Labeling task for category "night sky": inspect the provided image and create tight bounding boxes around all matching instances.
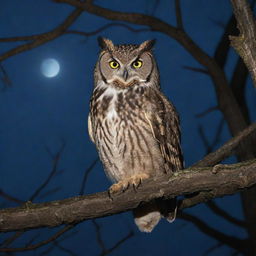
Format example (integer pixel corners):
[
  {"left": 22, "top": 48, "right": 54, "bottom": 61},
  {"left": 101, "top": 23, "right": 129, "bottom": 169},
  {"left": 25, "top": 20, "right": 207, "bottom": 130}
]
[{"left": 1, "top": 1, "right": 256, "bottom": 255}]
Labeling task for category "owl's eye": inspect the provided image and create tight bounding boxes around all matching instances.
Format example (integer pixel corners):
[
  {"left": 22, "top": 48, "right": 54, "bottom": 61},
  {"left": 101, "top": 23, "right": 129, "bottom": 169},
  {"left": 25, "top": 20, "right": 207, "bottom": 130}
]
[
  {"left": 132, "top": 60, "right": 143, "bottom": 69},
  {"left": 109, "top": 61, "right": 119, "bottom": 69}
]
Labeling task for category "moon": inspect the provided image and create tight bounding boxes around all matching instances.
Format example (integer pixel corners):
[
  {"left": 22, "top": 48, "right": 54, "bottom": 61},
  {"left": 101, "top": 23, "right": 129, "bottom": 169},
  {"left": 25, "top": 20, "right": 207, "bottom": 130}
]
[{"left": 41, "top": 58, "right": 60, "bottom": 78}]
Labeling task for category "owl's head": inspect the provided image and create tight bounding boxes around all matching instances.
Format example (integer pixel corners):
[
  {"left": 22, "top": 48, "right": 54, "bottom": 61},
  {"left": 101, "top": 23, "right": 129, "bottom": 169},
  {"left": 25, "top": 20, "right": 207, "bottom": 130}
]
[{"left": 95, "top": 37, "right": 159, "bottom": 89}]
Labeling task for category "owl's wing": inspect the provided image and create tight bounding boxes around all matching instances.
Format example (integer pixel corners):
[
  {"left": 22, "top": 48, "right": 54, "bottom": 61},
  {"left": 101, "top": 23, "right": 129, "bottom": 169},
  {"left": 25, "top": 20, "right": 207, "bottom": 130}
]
[
  {"left": 88, "top": 114, "right": 95, "bottom": 144},
  {"left": 145, "top": 92, "right": 183, "bottom": 173}
]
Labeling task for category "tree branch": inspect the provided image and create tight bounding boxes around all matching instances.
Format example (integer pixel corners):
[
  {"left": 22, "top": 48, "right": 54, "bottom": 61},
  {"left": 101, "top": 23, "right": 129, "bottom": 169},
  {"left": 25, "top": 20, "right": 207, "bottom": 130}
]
[
  {"left": 0, "top": 8, "right": 83, "bottom": 62},
  {"left": 230, "top": 0, "right": 256, "bottom": 88},
  {"left": 0, "top": 225, "right": 74, "bottom": 252},
  {"left": 206, "top": 201, "right": 245, "bottom": 228},
  {"left": 0, "top": 158, "right": 256, "bottom": 232},
  {"left": 194, "top": 122, "right": 256, "bottom": 167},
  {"left": 179, "top": 212, "right": 248, "bottom": 254}
]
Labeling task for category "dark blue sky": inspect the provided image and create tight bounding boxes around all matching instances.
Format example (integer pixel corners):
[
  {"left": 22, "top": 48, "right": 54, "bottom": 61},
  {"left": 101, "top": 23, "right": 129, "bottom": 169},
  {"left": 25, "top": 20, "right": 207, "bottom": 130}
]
[{"left": 1, "top": 1, "right": 255, "bottom": 255}]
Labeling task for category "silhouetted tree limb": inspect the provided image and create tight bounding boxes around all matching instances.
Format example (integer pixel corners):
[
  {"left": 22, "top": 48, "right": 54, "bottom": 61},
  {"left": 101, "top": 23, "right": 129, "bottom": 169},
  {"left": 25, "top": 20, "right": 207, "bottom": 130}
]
[
  {"left": 194, "top": 122, "right": 256, "bottom": 167},
  {"left": 0, "top": 23, "right": 148, "bottom": 43},
  {"left": 179, "top": 212, "right": 249, "bottom": 254},
  {"left": 0, "top": 8, "right": 83, "bottom": 62},
  {"left": 0, "top": 158, "right": 256, "bottom": 233},
  {"left": 0, "top": 225, "right": 75, "bottom": 252},
  {"left": 206, "top": 201, "right": 245, "bottom": 228}
]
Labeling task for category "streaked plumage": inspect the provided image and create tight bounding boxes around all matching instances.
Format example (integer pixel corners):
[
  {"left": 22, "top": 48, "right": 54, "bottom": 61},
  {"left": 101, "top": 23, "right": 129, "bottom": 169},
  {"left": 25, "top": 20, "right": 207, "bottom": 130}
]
[{"left": 88, "top": 38, "right": 183, "bottom": 232}]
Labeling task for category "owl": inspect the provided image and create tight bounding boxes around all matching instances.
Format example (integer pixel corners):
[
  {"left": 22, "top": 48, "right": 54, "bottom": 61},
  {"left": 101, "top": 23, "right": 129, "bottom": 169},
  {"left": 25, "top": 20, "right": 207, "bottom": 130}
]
[{"left": 88, "top": 38, "right": 183, "bottom": 232}]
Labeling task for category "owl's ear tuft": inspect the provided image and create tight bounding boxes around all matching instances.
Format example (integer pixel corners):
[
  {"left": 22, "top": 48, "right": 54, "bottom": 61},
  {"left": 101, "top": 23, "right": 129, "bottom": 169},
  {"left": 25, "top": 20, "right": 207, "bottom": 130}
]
[
  {"left": 138, "top": 39, "right": 156, "bottom": 52},
  {"left": 98, "top": 37, "right": 115, "bottom": 52}
]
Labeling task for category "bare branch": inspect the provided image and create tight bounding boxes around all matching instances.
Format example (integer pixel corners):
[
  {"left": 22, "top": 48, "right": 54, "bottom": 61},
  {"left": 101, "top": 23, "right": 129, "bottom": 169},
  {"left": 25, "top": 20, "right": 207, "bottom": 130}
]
[
  {"left": 230, "top": 57, "right": 250, "bottom": 122},
  {"left": 179, "top": 212, "right": 248, "bottom": 254},
  {"left": 194, "top": 122, "right": 256, "bottom": 167},
  {"left": 29, "top": 143, "right": 65, "bottom": 202},
  {"left": 195, "top": 106, "right": 218, "bottom": 118},
  {"left": 0, "top": 23, "right": 149, "bottom": 43},
  {"left": 203, "top": 242, "right": 223, "bottom": 256},
  {"left": 175, "top": 0, "right": 184, "bottom": 30},
  {"left": 0, "top": 8, "right": 83, "bottom": 62},
  {"left": 206, "top": 201, "right": 245, "bottom": 228},
  {"left": 53, "top": 241, "right": 78, "bottom": 256},
  {"left": 98, "top": 230, "right": 134, "bottom": 256},
  {"left": 214, "top": 15, "right": 237, "bottom": 68},
  {"left": 0, "top": 64, "right": 12, "bottom": 88},
  {"left": 92, "top": 220, "right": 106, "bottom": 253},
  {"left": 0, "top": 189, "right": 24, "bottom": 205},
  {"left": 0, "top": 225, "right": 74, "bottom": 252},
  {"left": 66, "top": 23, "right": 150, "bottom": 38},
  {"left": 230, "top": 0, "right": 256, "bottom": 88},
  {"left": 183, "top": 65, "right": 209, "bottom": 75},
  {"left": 198, "top": 118, "right": 225, "bottom": 154},
  {"left": 79, "top": 158, "right": 98, "bottom": 195},
  {"left": 0, "top": 159, "right": 256, "bottom": 232}
]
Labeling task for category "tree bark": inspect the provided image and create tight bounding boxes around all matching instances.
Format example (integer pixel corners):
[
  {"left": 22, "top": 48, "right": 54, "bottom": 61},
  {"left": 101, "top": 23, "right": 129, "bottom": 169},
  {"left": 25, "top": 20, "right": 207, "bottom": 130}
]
[
  {"left": 230, "top": 0, "right": 256, "bottom": 88},
  {"left": 0, "top": 159, "right": 256, "bottom": 232}
]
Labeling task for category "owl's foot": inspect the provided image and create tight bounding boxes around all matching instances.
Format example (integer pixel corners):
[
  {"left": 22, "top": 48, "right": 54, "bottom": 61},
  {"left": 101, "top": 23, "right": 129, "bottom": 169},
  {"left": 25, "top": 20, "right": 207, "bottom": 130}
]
[{"left": 109, "top": 173, "right": 150, "bottom": 194}]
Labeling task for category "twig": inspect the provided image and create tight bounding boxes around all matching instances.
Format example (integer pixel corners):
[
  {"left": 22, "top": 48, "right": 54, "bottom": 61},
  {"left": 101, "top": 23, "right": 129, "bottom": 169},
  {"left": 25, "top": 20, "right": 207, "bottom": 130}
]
[
  {"left": 175, "top": 0, "right": 184, "bottom": 30},
  {"left": 179, "top": 212, "right": 248, "bottom": 254},
  {"left": 194, "top": 122, "right": 256, "bottom": 167},
  {"left": 98, "top": 230, "right": 134, "bottom": 256},
  {"left": 39, "top": 229, "right": 79, "bottom": 255},
  {"left": 92, "top": 219, "right": 133, "bottom": 256},
  {"left": 29, "top": 143, "right": 65, "bottom": 202},
  {"left": 203, "top": 242, "right": 223, "bottom": 256},
  {"left": 206, "top": 201, "right": 245, "bottom": 228},
  {"left": 195, "top": 106, "right": 218, "bottom": 118},
  {"left": 0, "top": 231, "right": 24, "bottom": 248},
  {"left": 0, "top": 8, "right": 83, "bottom": 62},
  {"left": 53, "top": 241, "right": 78, "bottom": 256},
  {"left": 0, "top": 23, "right": 149, "bottom": 43},
  {"left": 0, "top": 64, "right": 12, "bottom": 88},
  {"left": 0, "top": 189, "right": 24, "bottom": 204},
  {"left": 183, "top": 65, "right": 209, "bottom": 75},
  {"left": 66, "top": 23, "right": 150, "bottom": 38},
  {"left": 92, "top": 220, "right": 106, "bottom": 253},
  {"left": 0, "top": 225, "right": 74, "bottom": 252},
  {"left": 79, "top": 158, "right": 98, "bottom": 195}
]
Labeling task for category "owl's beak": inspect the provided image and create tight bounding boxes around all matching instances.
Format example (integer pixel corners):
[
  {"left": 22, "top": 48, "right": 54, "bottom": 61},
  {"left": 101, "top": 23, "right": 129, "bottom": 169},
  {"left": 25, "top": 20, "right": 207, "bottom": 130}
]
[{"left": 122, "top": 68, "right": 129, "bottom": 81}]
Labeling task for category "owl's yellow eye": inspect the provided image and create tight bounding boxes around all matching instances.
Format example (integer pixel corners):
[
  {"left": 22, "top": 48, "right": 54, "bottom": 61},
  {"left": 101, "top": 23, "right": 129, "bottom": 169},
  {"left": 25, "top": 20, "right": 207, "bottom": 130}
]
[
  {"left": 132, "top": 60, "right": 143, "bottom": 69},
  {"left": 109, "top": 61, "right": 119, "bottom": 69}
]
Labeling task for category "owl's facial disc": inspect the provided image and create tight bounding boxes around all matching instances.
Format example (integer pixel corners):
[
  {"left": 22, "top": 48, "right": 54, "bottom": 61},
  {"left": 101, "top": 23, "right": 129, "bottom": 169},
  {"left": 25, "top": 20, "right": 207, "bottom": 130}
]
[{"left": 99, "top": 51, "right": 153, "bottom": 88}]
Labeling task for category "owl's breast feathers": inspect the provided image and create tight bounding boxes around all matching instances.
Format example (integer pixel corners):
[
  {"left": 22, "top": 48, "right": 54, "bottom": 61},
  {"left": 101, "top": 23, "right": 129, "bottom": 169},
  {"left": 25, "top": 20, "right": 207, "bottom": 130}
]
[{"left": 88, "top": 84, "right": 183, "bottom": 181}]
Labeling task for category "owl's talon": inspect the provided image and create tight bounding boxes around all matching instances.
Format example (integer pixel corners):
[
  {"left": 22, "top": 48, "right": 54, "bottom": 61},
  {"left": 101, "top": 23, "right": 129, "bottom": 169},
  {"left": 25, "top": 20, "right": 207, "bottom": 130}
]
[
  {"left": 109, "top": 181, "right": 128, "bottom": 194},
  {"left": 132, "top": 183, "right": 137, "bottom": 192},
  {"left": 109, "top": 174, "right": 150, "bottom": 194},
  {"left": 108, "top": 189, "right": 114, "bottom": 200}
]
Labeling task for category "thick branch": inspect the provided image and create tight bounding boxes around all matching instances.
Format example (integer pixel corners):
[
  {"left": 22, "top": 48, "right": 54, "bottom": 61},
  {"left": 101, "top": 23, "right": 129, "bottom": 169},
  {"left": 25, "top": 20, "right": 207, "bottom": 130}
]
[
  {"left": 0, "top": 159, "right": 256, "bottom": 232},
  {"left": 230, "top": 0, "right": 256, "bottom": 88}
]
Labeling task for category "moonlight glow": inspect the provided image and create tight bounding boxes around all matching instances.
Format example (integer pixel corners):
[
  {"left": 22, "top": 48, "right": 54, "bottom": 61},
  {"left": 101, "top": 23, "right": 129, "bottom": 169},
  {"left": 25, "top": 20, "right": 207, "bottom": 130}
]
[{"left": 41, "top": 58, "right": 60, "bottom": 78}]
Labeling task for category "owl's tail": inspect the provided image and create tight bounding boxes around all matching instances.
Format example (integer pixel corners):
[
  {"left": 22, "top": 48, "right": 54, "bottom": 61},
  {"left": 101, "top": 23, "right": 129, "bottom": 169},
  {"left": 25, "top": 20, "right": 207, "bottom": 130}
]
[{"left": 133, "top": 198, "right": 177, "bottom": 233}]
